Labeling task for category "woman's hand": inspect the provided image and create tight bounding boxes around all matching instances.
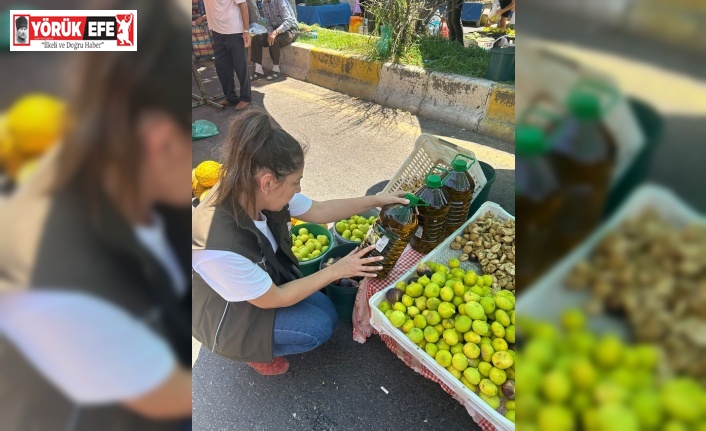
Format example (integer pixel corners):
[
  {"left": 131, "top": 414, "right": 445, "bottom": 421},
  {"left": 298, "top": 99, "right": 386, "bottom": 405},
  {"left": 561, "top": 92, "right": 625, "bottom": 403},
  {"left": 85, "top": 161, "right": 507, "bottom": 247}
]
[
  {"left": 375, "top": 192, "right": 410, "bottom": 207},
  {"left": 330, "top": 244, "right": 384, "bottom": 279}
]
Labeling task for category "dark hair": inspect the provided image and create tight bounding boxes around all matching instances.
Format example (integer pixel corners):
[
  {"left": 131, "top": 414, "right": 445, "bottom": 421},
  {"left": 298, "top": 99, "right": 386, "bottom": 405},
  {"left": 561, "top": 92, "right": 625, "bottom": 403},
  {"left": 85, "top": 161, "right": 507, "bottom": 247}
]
[
  {"left": 55, "top": 0, "right": 190, "bottom": 207},
  {"left": 213, "top": 107, "right": 306, "bottom": 217}
]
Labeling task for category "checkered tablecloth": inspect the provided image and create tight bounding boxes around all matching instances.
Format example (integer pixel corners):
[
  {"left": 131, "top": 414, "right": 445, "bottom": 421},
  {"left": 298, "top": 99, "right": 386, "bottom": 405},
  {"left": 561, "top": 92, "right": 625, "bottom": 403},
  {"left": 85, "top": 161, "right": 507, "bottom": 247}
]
[{"left": 352, "top": 246, "right": 498, "bottom": 431}]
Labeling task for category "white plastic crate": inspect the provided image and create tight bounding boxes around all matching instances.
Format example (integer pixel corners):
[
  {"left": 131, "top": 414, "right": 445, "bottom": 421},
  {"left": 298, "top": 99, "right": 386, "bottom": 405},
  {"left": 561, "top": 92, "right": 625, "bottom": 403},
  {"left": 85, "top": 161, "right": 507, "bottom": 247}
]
[
  {"left": 369, "top": 201, "right": 515, "bottom": 431},
  {"left": 381, "top": 134, "right": 488, "bottom": 202},
  {"left": 518, "top": 184, "right": 706, "bottom": 337}
]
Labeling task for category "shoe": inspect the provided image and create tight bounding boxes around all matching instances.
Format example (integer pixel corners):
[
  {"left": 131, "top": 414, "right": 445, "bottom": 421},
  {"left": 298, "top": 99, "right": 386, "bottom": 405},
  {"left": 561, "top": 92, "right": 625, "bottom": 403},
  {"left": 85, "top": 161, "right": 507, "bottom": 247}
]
[
  {"left": 234, "top": 101, "right": 250, "bottom": 110},
  {"left": 251, "top": 72, "right": 266, "bottom": 81},
  {"left": 266, "top": 72, "right": 282, "bottom": 81},
  {"left": 247, "top": 356, "right": 289, "bottom": 375},
  {"left": 217, "top": 99, "right": 234, "bottom": 107}
]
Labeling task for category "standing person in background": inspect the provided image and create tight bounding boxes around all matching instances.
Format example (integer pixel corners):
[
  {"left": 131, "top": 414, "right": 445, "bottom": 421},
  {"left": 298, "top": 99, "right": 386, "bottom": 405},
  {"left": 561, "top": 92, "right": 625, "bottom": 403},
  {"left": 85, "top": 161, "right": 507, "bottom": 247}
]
[
  {"left": 497, "top": 0, "right": 515, "bottom": 29},
  {"left": 200, "top": 0, "right": 253, "bottom": 109},
  {"left": 250, "top": 0, "right": 298, "bottom": 81},
  {"left": 446, "top": 0, "right": 464, "bottom": 45}
]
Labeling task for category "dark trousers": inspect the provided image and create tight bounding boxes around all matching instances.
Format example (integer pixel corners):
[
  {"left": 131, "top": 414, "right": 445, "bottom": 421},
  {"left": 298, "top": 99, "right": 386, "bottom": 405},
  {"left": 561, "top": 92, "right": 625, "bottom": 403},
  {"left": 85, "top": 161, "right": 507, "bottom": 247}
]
[
  {"left": 447, "top": 0, "right": 464, "bottom": 44},
  {"left": 250, "top": 29, "right": 298, "bottom": 66},
  {"left": 212, "top": 31, "right": 252, "bottom": 104}
]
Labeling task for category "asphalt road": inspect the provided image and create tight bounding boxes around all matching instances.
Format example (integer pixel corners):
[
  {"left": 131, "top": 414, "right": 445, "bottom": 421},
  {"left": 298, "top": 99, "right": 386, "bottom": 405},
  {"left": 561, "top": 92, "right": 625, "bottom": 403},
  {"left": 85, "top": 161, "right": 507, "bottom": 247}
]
[{"left": 191, "top": 61, "right": 515, "bottom": 431}]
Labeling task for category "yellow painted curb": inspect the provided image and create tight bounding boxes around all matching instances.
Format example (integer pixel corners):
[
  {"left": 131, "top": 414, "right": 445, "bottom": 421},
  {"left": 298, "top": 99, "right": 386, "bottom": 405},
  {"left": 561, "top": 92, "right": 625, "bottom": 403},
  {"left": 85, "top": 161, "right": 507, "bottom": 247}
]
[
  {"left": 627, "top": 0, "right": 705, "bottom": 52},
  {"left": 307, "top": 47, "right": 344, "bottom": 92},
  {"left": 339, "top": 54, "right": 381, "bottom": 100},
  {"left": 479, "top": 84, "right": 515, "bottom": 143},
  {"left": 306, "top": 47, "right": 381, "bottom": 100}
]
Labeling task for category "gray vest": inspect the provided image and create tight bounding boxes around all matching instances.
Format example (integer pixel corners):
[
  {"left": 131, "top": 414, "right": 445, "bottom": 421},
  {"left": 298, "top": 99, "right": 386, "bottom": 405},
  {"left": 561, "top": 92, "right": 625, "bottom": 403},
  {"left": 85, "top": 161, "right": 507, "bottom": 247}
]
[
  {"left": 0, "top": 188, "right": 190, "bottom": 431},
  {"left": 192, "top": 197, "right": 300, "bottom": 363}
]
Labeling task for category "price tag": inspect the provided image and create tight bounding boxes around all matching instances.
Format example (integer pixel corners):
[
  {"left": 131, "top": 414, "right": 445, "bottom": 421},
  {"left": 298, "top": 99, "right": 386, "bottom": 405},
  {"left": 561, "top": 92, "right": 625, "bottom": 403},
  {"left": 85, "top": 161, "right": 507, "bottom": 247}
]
[
  {"left": 415, "top": 226, "right": 424, "bottom": 238},
  {"left": 375, "top": 235, "right": 390, "bottom": 252}
]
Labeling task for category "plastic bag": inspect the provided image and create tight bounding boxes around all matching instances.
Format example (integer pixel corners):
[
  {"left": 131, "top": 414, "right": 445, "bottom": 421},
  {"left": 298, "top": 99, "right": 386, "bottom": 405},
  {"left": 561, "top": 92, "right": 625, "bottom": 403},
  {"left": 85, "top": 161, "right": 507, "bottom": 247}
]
[
  {"left": 376, "top": 24, "right": 392, "bottom": 57},
  {"left": 489, "top": 0, "right": 500, "bottom": 20},
  {"left": 192, "top": 120, "right": 219, "bottom": 140},
  {"left": 249, "top": 23, "right": 268, "bottom": 34}
]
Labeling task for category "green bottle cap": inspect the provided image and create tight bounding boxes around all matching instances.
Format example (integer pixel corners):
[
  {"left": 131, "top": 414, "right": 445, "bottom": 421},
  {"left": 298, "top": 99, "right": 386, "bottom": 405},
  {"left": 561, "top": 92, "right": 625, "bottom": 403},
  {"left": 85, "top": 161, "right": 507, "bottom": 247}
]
[
  {"left": 425, "top": 174, "right": 443, "bottom": 188},
  {"left": 516, "top": 126, "right": 548, "bottom": 157},
  {"left": 450, "top": 154, "right": 476, "bottom": 172},
  {"left": 404, "top": 193, "right": 429, "bottom": 207},
  {"left": 568, "top": 91, "right": 601, "bottom": 119},
  {"left": 452, "top": 158, "right": 467, "bottom": 172}
]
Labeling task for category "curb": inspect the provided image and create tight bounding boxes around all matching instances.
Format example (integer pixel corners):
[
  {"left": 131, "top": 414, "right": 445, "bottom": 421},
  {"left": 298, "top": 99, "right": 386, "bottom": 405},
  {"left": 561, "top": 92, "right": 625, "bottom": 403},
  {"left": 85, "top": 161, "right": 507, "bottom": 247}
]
[
  {"left": 626, "top": 0, "right": 705, "bottom": 52},
  {"left": 274, "top": 42, "right": 514, "bottom": 142},
  {"left": 479, "top": 84, "right": 515, "bottom": 143},
  {"left": 307, "top": 47, "right": 381, "bottom": 101},
  {"left": 280, "top": 43, "right": 311, "bottom": 82},
  {"left": 373, "top": 63, "right": 429, "bottom": 114},
  {"left": 529, "top": 0, "right": 704, "bottom": 53},
  {"left": 419, "top": 73, "right": 494, "bottom": 133}
]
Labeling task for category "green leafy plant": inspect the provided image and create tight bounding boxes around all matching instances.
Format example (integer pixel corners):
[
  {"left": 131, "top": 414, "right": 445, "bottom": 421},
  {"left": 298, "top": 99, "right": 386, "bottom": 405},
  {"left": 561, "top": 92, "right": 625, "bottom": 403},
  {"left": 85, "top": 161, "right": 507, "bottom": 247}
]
[{"left": 364, "top": 0, "right": 445, "bottom": 59}]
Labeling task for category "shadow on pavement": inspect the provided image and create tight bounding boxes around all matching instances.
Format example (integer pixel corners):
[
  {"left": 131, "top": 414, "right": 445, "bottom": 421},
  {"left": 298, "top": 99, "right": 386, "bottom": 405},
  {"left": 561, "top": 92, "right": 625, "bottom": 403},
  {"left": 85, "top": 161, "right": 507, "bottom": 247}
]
[{"left": 193, "top": 321, "right": 481, "bottom": 431}]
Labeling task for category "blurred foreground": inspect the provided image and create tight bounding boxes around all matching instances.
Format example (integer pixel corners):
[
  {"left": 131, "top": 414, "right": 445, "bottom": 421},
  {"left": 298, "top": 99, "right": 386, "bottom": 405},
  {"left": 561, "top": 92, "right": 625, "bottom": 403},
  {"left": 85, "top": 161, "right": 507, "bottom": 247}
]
[{"left": 516, "top": 1, "right": 705, "bottom": 430}]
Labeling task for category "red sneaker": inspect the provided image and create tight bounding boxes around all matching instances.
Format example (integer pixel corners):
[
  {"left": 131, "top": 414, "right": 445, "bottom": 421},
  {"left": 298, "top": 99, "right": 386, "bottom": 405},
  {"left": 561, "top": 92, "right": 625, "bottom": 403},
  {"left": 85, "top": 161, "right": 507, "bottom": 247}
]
[{"left": 246, "top": 356, "right": 289, "bottom": 376}]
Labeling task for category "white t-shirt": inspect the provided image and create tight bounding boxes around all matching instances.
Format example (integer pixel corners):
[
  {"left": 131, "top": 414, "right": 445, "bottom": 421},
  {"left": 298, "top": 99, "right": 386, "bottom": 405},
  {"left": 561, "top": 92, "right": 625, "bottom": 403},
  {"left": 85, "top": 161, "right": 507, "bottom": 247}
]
[
  {"left": 0, "top": 213, "right": 188, "bottom": 405},
  {"left": 134, "top": 213, "right": 187, "bottom": 297},
  {"left": 192, "top": 193, "right": 313, "bottom": 302},
  {"left": 0, "top": 291, "right": 176, "bottom": 405},
  {"left": 202, "top": 0, "right": 246, "bottom": 34}
]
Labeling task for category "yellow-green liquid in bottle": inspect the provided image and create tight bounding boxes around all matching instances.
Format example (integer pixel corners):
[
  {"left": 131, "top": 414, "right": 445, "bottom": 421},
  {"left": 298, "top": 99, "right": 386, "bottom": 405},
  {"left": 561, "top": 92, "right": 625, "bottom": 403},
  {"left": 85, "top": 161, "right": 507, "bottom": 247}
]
[
  {"left": 362, "top": 194, "right": 420, "bottom": 279},
  {"left": 410, "top": 173, "right": 451, "bottom": 255},
  {"left": 443, "top": 155, "right": 476, "bottom": 236}
]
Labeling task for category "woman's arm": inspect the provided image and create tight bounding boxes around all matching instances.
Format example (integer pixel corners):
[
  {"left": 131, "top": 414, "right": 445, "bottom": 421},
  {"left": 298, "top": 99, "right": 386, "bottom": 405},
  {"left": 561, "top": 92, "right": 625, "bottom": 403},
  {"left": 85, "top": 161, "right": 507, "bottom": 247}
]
[
  {"left": 249, "top": 245, "right": 383, "bottom": 309},
  {"left": 297, "top": 193, "right": 408, "bottom": 225}
]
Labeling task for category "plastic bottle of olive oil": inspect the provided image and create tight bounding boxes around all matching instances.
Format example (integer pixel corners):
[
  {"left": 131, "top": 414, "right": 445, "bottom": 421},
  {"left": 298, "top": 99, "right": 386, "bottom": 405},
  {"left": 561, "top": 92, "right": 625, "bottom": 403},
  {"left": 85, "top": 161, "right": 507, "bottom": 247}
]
[
  {"left": 515, "top": 125, "right": 565, "bottom": 291},
  {"left": 550, "top": 81, "right": 617, "bottom": 252},
  {"left": 410, "top": 167, "right": 451, "bottom": 254},
  {"left": 443, "top": 154, "right": 477, "bottom": 236},
  {"left": 362, "top": 193, "right": 427, "bottom": 279}
]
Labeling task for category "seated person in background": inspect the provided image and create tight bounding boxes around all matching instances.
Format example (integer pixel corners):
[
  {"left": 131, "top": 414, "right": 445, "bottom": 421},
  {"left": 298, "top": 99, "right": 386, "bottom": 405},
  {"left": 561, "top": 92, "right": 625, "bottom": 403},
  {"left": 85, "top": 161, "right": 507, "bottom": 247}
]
[{"left": 251, "top": 0, "right": 298, "bottom": 81}]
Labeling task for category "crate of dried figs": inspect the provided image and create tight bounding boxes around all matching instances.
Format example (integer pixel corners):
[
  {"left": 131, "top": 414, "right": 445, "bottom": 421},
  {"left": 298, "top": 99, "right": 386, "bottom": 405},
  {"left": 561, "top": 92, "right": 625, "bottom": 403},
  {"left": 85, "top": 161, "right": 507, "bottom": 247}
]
[{"left": 519, "top": 184, "right": 706, "bottom": 384}]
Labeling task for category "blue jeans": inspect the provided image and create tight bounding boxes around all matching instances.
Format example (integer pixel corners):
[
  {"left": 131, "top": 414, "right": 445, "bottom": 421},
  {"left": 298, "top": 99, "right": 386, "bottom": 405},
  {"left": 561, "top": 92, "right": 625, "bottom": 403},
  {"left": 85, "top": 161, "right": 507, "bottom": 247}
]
[{"left": 272, "top": 292, "right": 338, "bottom": 356}]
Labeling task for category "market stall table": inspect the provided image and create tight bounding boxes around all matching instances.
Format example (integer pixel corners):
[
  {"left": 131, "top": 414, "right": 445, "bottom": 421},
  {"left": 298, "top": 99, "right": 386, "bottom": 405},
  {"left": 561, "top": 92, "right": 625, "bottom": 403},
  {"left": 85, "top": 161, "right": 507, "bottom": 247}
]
[
  {"left": 295, "top": 3, "right": 352, "bottom": 27},
  {"left": 461, "top": 2, "right": 483, "bottom": 26}
]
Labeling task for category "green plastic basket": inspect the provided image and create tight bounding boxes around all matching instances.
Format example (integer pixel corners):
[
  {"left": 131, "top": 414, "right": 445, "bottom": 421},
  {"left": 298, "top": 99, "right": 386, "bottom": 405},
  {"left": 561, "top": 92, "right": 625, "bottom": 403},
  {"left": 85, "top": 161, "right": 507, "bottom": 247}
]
[
  {"left": 320, "top": 243, "right": 361, "bottom": 321},
  {"left": 330, "top": 208, "right": 379, "bottom": 245},
  {"left": 291, "top": 223, "right": 334, "bottom": 276},
  {"left": 466, "top": 161, "right": 497, "bottom": 219}
]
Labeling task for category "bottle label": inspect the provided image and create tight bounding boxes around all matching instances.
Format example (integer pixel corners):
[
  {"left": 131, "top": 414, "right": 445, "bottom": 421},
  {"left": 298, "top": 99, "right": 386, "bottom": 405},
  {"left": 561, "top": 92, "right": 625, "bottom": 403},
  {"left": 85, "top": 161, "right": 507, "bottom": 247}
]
[
  {"left": 415, "top": 226, "right": 423, "bottom": 238},
  {"left": 375, "top": 235, "right": 390, "bottom": 252}
]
